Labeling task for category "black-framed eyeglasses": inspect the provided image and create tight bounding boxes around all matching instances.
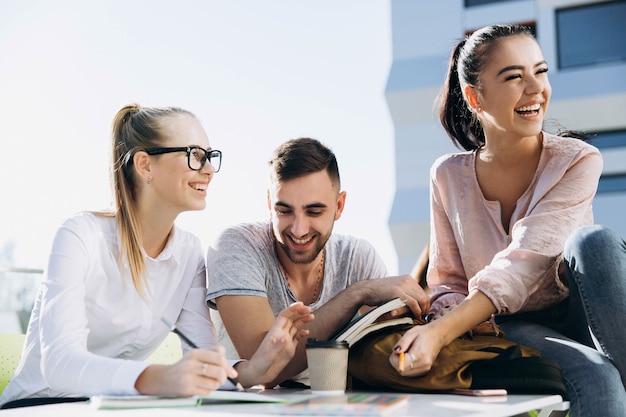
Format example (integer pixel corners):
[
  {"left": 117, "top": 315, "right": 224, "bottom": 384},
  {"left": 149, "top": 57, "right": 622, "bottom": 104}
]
[{"left": 143, "top": 146, "right": 222, "bottom": 172}]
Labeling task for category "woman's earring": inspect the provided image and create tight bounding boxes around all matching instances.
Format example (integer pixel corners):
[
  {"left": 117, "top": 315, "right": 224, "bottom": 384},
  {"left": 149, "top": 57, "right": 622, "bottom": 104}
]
[{"left": 147, "top": 177, "right": 152, "bottom": 185}]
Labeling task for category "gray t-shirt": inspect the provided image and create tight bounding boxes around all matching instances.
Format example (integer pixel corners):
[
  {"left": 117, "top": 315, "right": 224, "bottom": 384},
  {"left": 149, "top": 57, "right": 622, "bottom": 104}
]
[{"left": 206, "top": 221, "right": 388, "bottom": 359}]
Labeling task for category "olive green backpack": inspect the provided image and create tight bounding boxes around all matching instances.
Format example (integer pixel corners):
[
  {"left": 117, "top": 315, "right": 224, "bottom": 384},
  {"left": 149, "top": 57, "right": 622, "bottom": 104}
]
[{"left": 348, "top": 319, "right": 567, "bottom": 398}]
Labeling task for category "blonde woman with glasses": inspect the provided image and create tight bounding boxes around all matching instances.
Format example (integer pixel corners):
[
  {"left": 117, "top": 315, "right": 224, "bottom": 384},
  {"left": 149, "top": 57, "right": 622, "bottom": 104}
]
[{"left": 1, "top": 104, "right": 313, "bottom": 409}]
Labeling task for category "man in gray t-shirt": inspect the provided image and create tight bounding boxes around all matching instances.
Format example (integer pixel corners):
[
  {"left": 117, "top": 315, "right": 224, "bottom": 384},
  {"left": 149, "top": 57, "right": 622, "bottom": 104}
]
[{"left": 206, "top": 138, "right": 429, "bottom": 388}]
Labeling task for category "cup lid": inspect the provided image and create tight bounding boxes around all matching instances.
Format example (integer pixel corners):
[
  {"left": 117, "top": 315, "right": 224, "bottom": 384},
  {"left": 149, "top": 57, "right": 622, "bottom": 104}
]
[{"left": 306, "top": 338, "right": 349, "bottom": 348}]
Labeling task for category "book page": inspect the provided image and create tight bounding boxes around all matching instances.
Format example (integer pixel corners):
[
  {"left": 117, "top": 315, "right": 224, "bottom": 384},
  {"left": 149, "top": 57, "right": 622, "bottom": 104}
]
[
  {"left": 345, "top": 316, "right": 413, "bottom": 346},
  {"left": 332, "top": 298, "right": 406, "bottom": 342}
]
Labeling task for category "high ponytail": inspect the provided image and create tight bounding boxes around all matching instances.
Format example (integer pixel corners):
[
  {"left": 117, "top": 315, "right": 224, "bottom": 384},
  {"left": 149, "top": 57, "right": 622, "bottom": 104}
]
[
  {"left": 104, "top": 103, "right": 195, "bottom": 296},
  {"left": 438, "top": 39, "right": 483, "bottom": 151},
  {"left": 438, "top": 24, "right": 534, "bottom": 151}
]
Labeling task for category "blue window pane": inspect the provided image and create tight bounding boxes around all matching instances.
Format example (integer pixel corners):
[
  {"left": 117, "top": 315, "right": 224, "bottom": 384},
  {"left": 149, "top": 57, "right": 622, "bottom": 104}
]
[
  {"left": 557, "top": 1, "right": 626, "bottom": 69},
  {"left": 598, "top": 175, "right": 626, "bottom": 194},
  {"left": 465, "top": 0, "right": 521, "bottom": 6},
  {"left": 589, "top": 130, "right": 626, "bottom": 150}
]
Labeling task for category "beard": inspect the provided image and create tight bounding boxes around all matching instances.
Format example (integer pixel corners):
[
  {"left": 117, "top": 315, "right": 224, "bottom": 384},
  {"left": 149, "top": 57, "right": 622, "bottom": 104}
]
[
  {"left": 280, "top": 242, "right": 322, "bottom": 264},
  {"left": 274, "top": 230, "right": 331, "bottom": 264}
]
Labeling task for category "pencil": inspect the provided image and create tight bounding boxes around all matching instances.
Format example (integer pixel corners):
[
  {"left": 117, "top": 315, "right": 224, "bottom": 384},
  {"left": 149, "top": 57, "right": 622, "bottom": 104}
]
[
  {"left": 160, "top": 317, "right": 243, "bottom": 390},
  {"left": 399, "top": 351, "right": 405, "bottom": 372}
]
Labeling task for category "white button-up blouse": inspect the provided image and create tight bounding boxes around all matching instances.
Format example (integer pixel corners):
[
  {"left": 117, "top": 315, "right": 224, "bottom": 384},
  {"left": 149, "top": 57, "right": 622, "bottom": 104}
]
[{"left": 1, "top": 212, "right": 217, "bottom": 402}]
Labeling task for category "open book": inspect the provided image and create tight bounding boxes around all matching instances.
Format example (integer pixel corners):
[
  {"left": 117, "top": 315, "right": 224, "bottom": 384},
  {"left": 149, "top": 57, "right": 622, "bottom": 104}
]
[
  {"left": 331, "top": 298, "right": 413, "bottom": 346},
  {"left": 89, "top": 390, "right": 298, "bottom": 409}
]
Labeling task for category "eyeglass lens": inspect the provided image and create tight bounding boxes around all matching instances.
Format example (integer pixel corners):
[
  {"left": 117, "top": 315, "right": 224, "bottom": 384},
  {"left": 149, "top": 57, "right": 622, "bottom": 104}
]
[{"left": 189, "top": 147, "right": 221, "bottom": 172}]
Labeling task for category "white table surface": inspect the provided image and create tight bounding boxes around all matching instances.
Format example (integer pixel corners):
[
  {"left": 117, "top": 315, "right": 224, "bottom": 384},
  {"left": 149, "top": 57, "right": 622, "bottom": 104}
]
[{"left": 0, "top": 389, "right": 567, "bottom": 417}]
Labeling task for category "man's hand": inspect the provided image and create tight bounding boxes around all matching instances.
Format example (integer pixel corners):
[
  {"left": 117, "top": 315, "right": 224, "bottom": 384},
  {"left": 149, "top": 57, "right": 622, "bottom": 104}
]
[
  {"left": 236, "top": 302, "right": 314, "bottom": 388},
  {"left": 355, "top": 274, "right": 430, "bottom": 319}
]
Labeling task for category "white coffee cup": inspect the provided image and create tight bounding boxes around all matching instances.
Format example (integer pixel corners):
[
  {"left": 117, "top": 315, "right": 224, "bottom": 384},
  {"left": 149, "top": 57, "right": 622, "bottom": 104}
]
[{"left": 305, "top": 339, "right": 349, "bottom": 395}]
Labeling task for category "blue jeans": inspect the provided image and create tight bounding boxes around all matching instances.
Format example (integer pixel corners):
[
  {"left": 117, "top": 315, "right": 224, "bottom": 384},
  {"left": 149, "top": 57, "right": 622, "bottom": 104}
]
[{"left": 496, "top": 225, "right": 626, "bottom": 417}]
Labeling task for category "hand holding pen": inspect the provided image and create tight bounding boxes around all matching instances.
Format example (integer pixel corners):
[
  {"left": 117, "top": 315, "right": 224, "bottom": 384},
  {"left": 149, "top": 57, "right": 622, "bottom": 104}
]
[{"left": 161, "top": 317, "right": 243, "bottom": 391}]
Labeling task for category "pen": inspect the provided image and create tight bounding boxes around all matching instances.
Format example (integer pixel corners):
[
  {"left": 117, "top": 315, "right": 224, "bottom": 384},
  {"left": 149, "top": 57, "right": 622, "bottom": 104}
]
[
  {"left": 160, "top": 317, "right": 243, "bottom": 390},
  {"left": 399, "top": 351, "right": 405, "bottom": 372}
]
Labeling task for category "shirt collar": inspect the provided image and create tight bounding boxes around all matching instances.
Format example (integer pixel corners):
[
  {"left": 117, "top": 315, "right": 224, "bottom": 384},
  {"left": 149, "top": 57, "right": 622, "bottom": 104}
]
[{"left": 117, "top": 224, "right": 182, "bottom": 266}]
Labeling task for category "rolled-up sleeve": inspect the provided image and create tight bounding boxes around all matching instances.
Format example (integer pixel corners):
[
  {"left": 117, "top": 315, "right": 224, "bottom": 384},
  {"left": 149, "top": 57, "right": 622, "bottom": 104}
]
[{"left": 470, "top": 144, "right": 602, "bottom": 313}]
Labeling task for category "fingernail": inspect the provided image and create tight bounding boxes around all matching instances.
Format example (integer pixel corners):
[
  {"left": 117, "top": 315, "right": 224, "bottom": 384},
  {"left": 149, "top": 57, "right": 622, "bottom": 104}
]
[{"left": 393, "top": 345, "right": 401, "bottom": 352}]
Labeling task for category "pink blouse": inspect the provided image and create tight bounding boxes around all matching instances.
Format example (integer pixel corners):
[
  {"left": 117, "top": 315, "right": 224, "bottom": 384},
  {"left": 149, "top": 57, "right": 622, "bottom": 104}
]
[{"left": 428, "top": 132, "right": 603, "bottom": 316}]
